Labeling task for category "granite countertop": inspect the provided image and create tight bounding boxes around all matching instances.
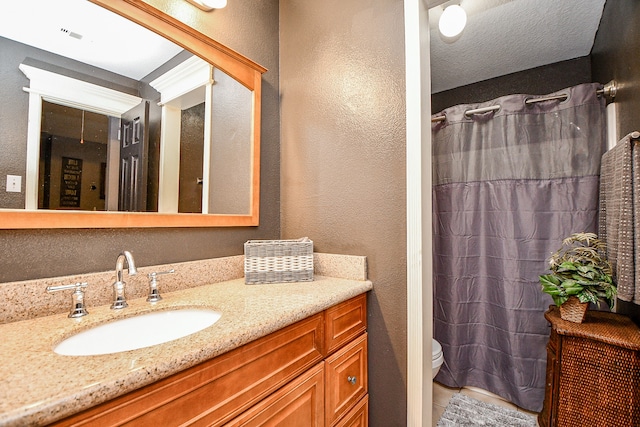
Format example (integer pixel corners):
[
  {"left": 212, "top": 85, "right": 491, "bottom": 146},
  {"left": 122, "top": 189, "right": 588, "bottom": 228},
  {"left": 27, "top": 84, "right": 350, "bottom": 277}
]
[{"left": 0, "top": 276, "right": 372, "bottom": 426}]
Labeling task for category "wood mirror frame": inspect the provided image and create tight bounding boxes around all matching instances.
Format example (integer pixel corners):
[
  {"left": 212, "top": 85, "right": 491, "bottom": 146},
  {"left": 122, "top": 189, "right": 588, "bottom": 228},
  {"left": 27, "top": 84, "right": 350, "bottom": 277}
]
[{"left": 1, "top": 0, "right": 266, "bottom": 229}]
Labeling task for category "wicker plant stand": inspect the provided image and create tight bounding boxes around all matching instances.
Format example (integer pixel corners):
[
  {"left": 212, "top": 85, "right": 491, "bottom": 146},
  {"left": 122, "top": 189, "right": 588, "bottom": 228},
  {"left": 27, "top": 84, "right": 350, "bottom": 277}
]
[{"left": 539, "top": 306, "right": 640, "bottom": 427}]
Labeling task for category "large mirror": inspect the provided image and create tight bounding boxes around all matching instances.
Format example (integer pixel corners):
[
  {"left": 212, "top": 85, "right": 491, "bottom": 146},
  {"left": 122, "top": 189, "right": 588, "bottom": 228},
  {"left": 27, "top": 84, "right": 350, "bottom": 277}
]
[{"left": 0, "top": 0, "right": 265, "bottom": 228}]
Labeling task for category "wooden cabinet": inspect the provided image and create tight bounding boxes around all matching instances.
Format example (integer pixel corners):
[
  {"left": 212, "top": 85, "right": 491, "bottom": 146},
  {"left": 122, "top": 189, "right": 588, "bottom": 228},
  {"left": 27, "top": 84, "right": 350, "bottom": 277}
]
[
  {"left": 52, "top": 314, "right": 325, "bottom": 427},
  {"left": 51, "top": 294, "right": 368, "bottom": 427},
  {"left": 333, "top": 396, "right": 368, "bottom": 427},
  {"left": 325, "top": 294, "right": 367, "bottom": 355},
  {"left": 539, "top": 306, "right": 640, "bottom": 427},
  {"left": 325, "top": 334, "right": 368, "bottom": 426},
  {"left": 223, "top": 363, "right": 325, "bottom": 427}
]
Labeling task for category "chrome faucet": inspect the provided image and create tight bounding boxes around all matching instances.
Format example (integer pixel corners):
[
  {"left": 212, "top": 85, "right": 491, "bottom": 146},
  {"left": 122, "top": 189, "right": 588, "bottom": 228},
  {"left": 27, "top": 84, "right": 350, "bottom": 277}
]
[
  {"left": 46, "top": 282, "right": 89, "bottom": 318},
  {"left": 146, "top": 269, "right": 175, "bottom": 303},
  {"left": 111, "top": 251, "right": 137, "bottom": 309}
]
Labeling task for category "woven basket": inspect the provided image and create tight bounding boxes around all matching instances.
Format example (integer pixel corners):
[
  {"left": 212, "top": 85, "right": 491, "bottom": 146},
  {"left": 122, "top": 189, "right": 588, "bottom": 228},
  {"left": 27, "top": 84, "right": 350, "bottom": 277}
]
[
  {"left": 559, "top": 296, "right": 589, "bottom": 323},
  {"left": 244, "top": 238, "right": 314, "bottom": 284}
]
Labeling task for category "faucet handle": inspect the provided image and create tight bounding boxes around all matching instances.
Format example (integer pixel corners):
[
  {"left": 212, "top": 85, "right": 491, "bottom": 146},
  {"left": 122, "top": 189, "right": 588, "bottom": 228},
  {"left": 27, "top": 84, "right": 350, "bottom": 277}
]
[
  {"left": 146, "top": 269, "right": 175, "bottom": 302},
  {"left": 47, "top": 282, "right": 89, "bottom": 318}
]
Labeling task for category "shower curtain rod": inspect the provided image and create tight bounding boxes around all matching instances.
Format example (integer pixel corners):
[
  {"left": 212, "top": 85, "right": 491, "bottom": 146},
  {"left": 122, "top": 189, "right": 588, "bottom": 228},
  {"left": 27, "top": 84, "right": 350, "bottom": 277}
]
[{"left": 431, "top": 80, "right": 618, "bottom": 123}]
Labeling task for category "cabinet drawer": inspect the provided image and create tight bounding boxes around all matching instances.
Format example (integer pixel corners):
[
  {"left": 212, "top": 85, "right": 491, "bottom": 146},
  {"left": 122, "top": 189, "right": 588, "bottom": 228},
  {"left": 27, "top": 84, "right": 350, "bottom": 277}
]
[
  {"left": 333, "top": 395, "right": 368, "bottom": 427},
  {"left": 325, "top": 333, "right": 368, "bottom": 426},
  {"left": 224, "top": 363, "right": 325, "bottom": 427},
  {"left": 52, "top": 313, "right": 324, "bottom": 427},
  {"left": 325, "top": 294, "right": 367, "bottom": 356}
]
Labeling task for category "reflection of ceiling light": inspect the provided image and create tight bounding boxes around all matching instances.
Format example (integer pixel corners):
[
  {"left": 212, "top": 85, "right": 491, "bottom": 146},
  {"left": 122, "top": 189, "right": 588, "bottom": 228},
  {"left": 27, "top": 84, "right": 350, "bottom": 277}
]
[
  {"left": 80, "top": 110, "right": 85, "bottom": 144},
  {"left": 439, "top": 4, "right": 467, "bottom": 38},
  {"left": 186, "top": 0, "right": 227, "bottom": 11}
]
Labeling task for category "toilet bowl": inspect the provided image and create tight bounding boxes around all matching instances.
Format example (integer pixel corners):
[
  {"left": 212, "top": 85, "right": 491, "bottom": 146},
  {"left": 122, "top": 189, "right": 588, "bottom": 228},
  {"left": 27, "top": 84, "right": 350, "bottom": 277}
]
[{"left": 432, "top": 339, "right": 444, "bottom": 379}]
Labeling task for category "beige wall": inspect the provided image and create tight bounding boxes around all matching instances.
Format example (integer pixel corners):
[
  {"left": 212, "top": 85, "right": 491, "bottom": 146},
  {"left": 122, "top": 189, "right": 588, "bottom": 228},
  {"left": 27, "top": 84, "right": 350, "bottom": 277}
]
[
  {"left": 0, "top": 0, "right": 281, "bottom": 282},
  {"left": 280, "top": 1, "right": 408, "bottom": 425}
]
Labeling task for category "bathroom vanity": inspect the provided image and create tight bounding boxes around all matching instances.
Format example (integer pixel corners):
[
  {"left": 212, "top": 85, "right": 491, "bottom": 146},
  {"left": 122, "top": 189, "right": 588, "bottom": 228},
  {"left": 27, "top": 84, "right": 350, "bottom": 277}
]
[
  {"left": 0, "top": 254, "right": 372, "bottom": 426},
  {"left": 52, "top": 294, "right": 368, "bottom": 426}
]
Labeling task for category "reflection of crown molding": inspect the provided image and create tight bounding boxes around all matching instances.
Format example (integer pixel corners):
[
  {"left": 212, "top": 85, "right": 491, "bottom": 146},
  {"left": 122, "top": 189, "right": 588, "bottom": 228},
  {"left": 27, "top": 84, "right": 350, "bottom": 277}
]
[
  {"left": 19, "top": 63, "right": 142, "bottom": 117},
  {"left": 184, "top": 0, "right": 227, "bottom": 11},
  {"left": 150, "top": 56, "right": 213, "bottom": 109}
]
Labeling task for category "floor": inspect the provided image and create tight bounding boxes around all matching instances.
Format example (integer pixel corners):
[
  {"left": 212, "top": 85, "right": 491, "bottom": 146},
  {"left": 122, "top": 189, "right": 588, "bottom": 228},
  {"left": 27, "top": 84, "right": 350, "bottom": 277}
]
[{"left": 433, "top": 381, "right": 540, "bottom": 426}]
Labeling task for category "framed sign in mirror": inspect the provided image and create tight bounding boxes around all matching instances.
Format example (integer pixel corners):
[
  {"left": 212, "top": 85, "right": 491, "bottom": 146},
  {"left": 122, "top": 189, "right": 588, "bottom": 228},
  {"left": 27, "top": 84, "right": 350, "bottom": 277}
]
[{"left": 0, "top": 0, "right": 266, "bottom": 228}]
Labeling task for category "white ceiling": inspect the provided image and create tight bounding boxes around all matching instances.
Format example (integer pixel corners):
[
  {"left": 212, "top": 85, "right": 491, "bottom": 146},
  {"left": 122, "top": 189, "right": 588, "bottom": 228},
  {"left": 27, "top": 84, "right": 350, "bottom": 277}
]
[
  {"left": 0, "top": 0, "right": 183, "bottom": 80},
  {"left": 429, "top": 0, "right": 607, "bottom": 93}
]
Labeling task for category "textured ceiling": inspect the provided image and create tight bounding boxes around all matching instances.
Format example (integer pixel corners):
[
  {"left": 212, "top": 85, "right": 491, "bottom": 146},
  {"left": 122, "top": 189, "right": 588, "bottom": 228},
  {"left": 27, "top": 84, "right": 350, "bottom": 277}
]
[
  {"left": 0, "top": 0, "right": 182, "bottom": 80},
  {"left": 2, "top": 0, "right": 606, "bottom": 91},
  {"left": 429, "top": 0, "right": 607, "bottom": 93}
]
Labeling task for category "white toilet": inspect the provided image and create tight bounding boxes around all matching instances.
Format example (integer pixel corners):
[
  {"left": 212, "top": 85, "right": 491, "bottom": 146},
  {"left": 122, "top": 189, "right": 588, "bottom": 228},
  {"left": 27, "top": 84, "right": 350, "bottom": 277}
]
[{"left": 432, "top": 339, "right": 444, "bottom": 378}]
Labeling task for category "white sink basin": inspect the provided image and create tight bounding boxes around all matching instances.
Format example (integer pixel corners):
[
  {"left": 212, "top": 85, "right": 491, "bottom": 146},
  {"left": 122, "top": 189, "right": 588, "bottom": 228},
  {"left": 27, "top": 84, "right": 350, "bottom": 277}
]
[{"left": 54, "top": 308, "right": 222, "bottom": 356}]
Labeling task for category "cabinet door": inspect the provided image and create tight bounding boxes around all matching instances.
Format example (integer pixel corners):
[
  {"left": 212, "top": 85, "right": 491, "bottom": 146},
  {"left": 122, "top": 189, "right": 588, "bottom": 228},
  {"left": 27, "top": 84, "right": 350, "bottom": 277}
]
[
  {"left": 325, "top": 333, "right": 368, "bottom": 426},
  {"left": 224, "top": 363, "right": 325, "bottom": 427},
  {"left": 333, "top": 396, "right": 367, "bottom": 427}
]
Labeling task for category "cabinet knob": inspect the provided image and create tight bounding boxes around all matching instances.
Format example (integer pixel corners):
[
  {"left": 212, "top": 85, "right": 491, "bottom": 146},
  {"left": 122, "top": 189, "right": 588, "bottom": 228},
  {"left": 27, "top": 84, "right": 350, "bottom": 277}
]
[{"left": 347, "top": 376, "right": 357, "bottom": 385}]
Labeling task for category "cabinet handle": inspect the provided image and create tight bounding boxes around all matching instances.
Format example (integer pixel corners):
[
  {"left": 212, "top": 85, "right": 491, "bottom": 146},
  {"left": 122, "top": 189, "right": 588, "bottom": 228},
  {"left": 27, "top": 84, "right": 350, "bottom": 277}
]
[{"left": 347, "top": 376, "right": 357, "bottom": 385}]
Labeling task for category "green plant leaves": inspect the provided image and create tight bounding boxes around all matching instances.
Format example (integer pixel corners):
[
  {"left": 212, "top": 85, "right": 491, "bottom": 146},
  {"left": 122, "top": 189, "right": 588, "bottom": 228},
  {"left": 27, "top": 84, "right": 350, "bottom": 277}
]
[
  {"left": 576, "top": 265, "right": 598, "bottom": 279},
  {"left": 539, "top": 274, "right": 569, "bottom": 306},
  {"left": 539, "top": 232, "right": 618, "bottom": 309},
  {"left": 560, "top": 280, "right": 583, "bottom": 295},
  {"left": 557, "top": 261, "right": 578, "bottom": 272},
  {"left": 540, "top": 274, "right": 560, "bottom": 287}
]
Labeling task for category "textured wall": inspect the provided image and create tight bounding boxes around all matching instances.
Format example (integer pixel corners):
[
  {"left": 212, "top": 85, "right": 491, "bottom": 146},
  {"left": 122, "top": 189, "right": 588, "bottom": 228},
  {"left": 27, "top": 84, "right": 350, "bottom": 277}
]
[
  {"left": 592, "top": 0, "right": 640, "bottom": 324},
  {"left": 280, "top": 1, "right": 408, "bottom": 425},
  {"left": 592, "top": 0, "right": 640, "bottom": 144},
  {"left": 432, "top": 56, "right": 592, "bottom": 113},
  {"left": 0, "top": 0, "right": 280, "bottom": 282}
]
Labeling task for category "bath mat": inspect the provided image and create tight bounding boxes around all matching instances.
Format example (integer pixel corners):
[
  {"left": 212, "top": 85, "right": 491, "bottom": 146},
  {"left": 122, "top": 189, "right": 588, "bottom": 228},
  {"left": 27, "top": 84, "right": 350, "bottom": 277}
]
[{"left": 437, "top": 393, "right": 537, "bottom": 427}]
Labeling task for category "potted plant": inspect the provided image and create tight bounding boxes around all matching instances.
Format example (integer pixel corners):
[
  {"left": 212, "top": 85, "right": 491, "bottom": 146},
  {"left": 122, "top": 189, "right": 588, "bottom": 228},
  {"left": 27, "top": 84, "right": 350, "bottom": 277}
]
[{"left": 539, "top": 232, "right": 617, "bottom": 323}]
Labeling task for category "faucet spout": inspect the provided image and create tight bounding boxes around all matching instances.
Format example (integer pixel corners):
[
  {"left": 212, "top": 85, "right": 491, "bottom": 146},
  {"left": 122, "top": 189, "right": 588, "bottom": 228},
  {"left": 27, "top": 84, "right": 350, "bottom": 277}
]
[
  {"left": 111, "top": 251, "right": 137, "bottom": 310},
  {"left": 115, "top": 250, "right": 137, "bottom": 282}
]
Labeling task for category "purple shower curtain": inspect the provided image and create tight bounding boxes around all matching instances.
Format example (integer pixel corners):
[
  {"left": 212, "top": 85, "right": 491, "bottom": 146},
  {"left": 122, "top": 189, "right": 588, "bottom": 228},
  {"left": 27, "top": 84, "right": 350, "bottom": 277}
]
[{"left": 431, "top": 83, "right": 606, "bottom": 412}]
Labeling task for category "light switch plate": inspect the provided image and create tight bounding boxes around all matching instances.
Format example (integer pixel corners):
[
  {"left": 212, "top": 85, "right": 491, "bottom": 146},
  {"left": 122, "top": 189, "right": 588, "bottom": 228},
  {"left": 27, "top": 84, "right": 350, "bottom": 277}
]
[{"left": 6, "top": 175, "right": 21, "bottom": 193}]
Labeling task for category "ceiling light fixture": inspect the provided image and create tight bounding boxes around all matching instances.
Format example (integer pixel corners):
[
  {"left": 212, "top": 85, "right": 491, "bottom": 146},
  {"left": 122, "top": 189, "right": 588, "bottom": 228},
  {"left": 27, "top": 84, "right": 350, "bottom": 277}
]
[
  {"left": 439, "top": 4, "right": 467, "bottom": 38},
  {"left": 185, "top": 0, "right": 227, "bottom": 11}
]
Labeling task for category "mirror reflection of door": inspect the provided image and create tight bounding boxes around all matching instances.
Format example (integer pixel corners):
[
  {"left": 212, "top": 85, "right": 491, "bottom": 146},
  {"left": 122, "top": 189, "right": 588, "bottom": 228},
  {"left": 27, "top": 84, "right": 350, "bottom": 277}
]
[
  {"left": 38, "top": 101, "right": 109, "bottom": 211},
  {"left": 37, "top": 100, "right": 156, "bottom": 213},
  {"left": 118, "top": 101, "right": 149, "bottom": 212},
  {"left": 178, "top": 103, "right": 205, "bottom": 213}
]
